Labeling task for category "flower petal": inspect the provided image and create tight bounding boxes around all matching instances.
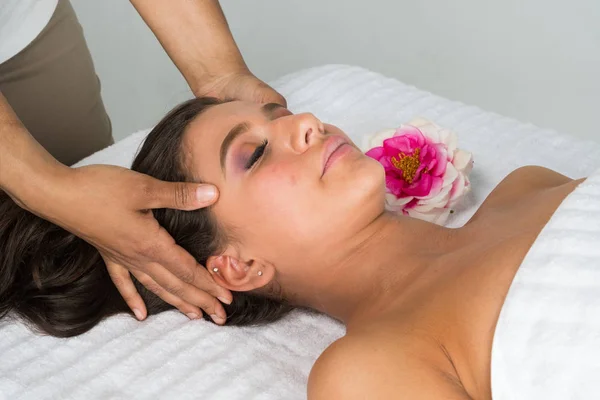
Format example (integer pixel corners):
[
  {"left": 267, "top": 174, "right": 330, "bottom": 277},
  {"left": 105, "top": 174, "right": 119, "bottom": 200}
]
[
  {"left": 439, "top": 129, "right": 458, "bottom": 154},
  {"left": 419, "top": 179, "right": 452, "bottom": 205},
  {"left": 410, "top": 208, "right": 451, "bottom": 226},
  {"left": 395, "top": 124, "right": 426, "bottom": 139},
  {"left": 403, "top": 173, "right": 434, "bottom": 197},
  {"left": 365, "top": 146, "right": 385, "bottom": 160},
  {"left": 416, "top": 175, "right": 443, "bottom": 200},
  {"left": 384, "top": 135, "right": 418, "bottom": 155},
  {"left": 406, "top": 207, "right": 451, "bottom": 225},
  {"left": 442, "top": 162, "right": 459, "bottom": 186},
  {"left": 406, "top": 117, "right": 432, "bottom": 128},
  {"left": 386, "top": 193, "right": 413, "bottom": 207},
  {"left": 385, "top": 174, "right": 406, "bottom": 196},
  {"left": 363, "top": 128, "right": 396, "bottom": 151},
  {"left": 408, "top": 119, "right": 441, "bottom": 142},
  {"left": 452, "top": 149, "right": 474, "bottom": 173},
  {"left": 448, "top": 173, "right": 466, "bottom": 203},
  {"left": 429, "top": 144, "right": 448, "bottom": 176}
]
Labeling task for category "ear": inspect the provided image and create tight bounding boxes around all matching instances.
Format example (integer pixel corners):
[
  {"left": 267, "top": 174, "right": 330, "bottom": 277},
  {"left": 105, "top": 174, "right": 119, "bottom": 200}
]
[{"left": 206, "top": 245, "right": 275, "bottom": 292}]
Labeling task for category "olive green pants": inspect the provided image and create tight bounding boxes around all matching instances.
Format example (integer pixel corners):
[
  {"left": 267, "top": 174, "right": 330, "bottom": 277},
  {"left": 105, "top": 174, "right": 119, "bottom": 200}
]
[{"left": 0, "top": 0, "right": 113, "bottom": 166}]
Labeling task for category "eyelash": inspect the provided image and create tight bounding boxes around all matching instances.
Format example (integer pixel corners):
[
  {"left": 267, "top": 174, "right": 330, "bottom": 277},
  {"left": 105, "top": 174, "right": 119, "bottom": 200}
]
[{"left": 244, "top": 139, "right": 268, "bottom": 170}]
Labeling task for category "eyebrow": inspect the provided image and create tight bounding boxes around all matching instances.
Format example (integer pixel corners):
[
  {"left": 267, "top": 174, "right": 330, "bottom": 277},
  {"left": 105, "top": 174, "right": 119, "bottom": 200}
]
[{"left": 219, "top": 103, "right": 285, "bottom": 175}]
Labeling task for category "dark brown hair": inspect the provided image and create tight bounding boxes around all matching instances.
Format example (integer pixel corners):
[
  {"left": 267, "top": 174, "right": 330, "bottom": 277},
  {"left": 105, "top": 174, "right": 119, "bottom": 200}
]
[{"left": 0, "top": 97, "right": 292, "bottom": 338}]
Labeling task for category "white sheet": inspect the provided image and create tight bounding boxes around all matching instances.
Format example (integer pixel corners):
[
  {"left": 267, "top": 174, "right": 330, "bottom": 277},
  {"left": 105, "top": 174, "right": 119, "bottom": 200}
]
[
  {"left": 491, "top": 167, "right": 600, "bottom": 399},
  {"left": 1, "top": 64, "right": 599, "bottom": 400}
]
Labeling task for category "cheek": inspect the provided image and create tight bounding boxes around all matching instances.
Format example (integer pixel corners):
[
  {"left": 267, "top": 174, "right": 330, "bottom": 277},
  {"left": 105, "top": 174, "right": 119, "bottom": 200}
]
[
  {"left": 253, "top": 165, "right": 303, "bottom": 212},
  {"left": 262, "top": 162, "right": 299, "bottom": 187},
  {"left": 246, "top": 164, "right": 318, "bottom": 235}
]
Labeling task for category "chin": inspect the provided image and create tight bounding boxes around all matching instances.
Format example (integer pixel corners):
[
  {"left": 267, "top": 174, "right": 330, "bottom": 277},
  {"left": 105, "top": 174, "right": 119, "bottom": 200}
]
[
  {"left": 339, "top": 157, "right": 386, "bottom": 216},
  {"left": 357, "top": 155, "right": 385, "bottom": 187}
]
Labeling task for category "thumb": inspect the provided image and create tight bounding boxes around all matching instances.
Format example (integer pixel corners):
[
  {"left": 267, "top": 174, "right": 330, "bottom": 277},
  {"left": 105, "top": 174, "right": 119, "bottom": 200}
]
[{"left": 147, "top": 180, "right": 218, "bottom": 211}]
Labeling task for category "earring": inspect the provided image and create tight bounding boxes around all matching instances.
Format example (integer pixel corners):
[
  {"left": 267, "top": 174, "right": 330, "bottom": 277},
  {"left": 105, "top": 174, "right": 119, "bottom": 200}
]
[
  {"left": 257, "top": 271, "right": 263, "bottom": 276},
  {"left": 212, "top": 267, "right": 219, "bottom": 273}
]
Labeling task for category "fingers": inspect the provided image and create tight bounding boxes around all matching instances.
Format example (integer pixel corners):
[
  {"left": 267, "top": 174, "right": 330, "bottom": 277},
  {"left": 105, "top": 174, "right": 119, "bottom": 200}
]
[
  {"left": 138, "top": 231, "right": 230, "bottom": 324},
  {"left": 131, "top": 270, "right": 203, "bottom": 320},
  {"left": 151, "top": 236, "right": 232, "bottom": 303},
  {"left": 134, "top": 268, "right": 227, "bottom": 325},
  {"left": 103, "top": 246, "right": 229, "bottom": 325},
  {"left": 104, "top": 257, "right": 147, "bottom": 321},
  {"left": 147, "top": 243, "right": 230, "bottom": 323},
  {"left": 144, "top": 179, "right": 219, "bottom": 211}
]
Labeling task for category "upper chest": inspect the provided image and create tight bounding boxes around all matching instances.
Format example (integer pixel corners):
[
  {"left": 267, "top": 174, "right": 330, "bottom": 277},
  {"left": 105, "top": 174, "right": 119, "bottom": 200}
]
[
  {"left": 421, "top": 175, "right": 582, "bottom": 398},
  {"left": 361, "top": 171, "right": 582, "bottom": 399}
]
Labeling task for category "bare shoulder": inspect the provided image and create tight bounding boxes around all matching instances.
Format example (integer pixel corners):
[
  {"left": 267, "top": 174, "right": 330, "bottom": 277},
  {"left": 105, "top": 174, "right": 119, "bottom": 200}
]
[
  {"left": 504, "top": 165, "right": 581, "bottom": 187},
  {"left": 307, "top": 335, "right": 473, "bottom": 400},
  {"left": 468, "top": 166, "right": 584, "bottom": 224},
  {"left": 492, "top": 165, "right": 577, "bottom": 200}
]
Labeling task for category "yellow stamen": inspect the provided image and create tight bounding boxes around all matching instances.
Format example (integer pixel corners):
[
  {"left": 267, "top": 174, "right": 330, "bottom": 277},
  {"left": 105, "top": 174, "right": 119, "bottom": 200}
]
[{"left": 391, "top": 148, "right": 423, "bottom": 184}]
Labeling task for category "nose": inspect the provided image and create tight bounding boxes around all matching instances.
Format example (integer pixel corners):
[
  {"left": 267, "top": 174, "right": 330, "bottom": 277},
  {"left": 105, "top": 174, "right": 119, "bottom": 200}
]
[{"left": 285, "top": 113, "right": 325, "bottom": 153}]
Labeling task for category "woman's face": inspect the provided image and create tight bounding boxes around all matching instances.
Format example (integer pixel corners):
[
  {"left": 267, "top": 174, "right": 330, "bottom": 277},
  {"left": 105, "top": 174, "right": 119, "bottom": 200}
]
[{"left": 183, "top": 101, "right": 385, "bottom": 281}]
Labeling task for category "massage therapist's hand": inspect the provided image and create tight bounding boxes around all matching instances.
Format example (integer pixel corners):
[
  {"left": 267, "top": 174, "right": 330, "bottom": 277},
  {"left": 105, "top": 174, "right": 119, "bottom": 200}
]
[
  {"left": 195, "top": 70, "right": 287, "bottom": 107},
  {"left": 33, "top": 164, "right": 232, "bottom": 324}
]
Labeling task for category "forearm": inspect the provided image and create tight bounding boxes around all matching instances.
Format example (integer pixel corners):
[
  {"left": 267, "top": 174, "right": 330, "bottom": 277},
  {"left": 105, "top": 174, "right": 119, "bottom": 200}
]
[
  {"left": 130, "top": 0, "right": 248, "bottom": 96},
  {"left": 0, "top": 92, "right": 69, "bottom": 211}
]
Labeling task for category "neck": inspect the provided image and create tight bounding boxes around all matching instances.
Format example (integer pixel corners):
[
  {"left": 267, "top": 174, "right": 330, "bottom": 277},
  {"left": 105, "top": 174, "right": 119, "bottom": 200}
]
[{"left": 289, "top": 212, "right": 462, "bottom": 326}]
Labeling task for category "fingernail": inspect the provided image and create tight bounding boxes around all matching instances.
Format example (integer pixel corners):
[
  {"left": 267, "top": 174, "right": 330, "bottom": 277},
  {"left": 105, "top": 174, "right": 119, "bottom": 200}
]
[
  {"left": 196, "top": 186, "right": 216, "bottom": 202},
  {"left": 133, "top": 308, "right": 144, "bottom": 320},
  {"left": 186, "top": 313, "right": 199, "bottom": 320},
  {"left": 218, "top": 296, "right": 232, "bottom": 305},
  {"left": 211, "top": 314, "right": 226, "bottom": 324}
]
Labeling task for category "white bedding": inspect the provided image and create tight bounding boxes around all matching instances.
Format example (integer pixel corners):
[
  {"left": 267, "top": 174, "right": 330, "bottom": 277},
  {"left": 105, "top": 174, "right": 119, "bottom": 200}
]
[{"left": 1, "top": 64, "right": 599, "bottom": 399}]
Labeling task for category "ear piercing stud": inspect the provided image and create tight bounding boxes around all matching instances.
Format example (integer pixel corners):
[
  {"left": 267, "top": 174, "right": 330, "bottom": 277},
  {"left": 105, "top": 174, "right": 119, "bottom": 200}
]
[{"left": 213, "top": 267, "right": 263, "bottom": 276}]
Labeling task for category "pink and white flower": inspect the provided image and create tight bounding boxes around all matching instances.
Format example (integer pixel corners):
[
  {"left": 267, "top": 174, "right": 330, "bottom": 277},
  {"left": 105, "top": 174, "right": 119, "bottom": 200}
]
[{"left": 364, "top": 118, "right": 473, "bottom": 225}]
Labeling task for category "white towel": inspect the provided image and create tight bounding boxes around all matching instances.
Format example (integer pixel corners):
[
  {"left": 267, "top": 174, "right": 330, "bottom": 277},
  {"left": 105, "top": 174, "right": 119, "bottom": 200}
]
[{"left": 1, "top": 65, "right": 599, "bottom": 400}]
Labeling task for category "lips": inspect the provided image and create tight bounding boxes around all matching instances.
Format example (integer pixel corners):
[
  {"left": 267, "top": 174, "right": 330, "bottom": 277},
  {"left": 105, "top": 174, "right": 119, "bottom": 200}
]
[{"left": 321, "top": 135, "right": 350, "bottom": 177}]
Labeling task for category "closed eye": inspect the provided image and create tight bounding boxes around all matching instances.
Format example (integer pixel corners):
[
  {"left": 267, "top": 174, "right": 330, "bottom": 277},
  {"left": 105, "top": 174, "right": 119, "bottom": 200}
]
[{"left": 245, "top": 139, "right": 268, "bottom": 170}]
